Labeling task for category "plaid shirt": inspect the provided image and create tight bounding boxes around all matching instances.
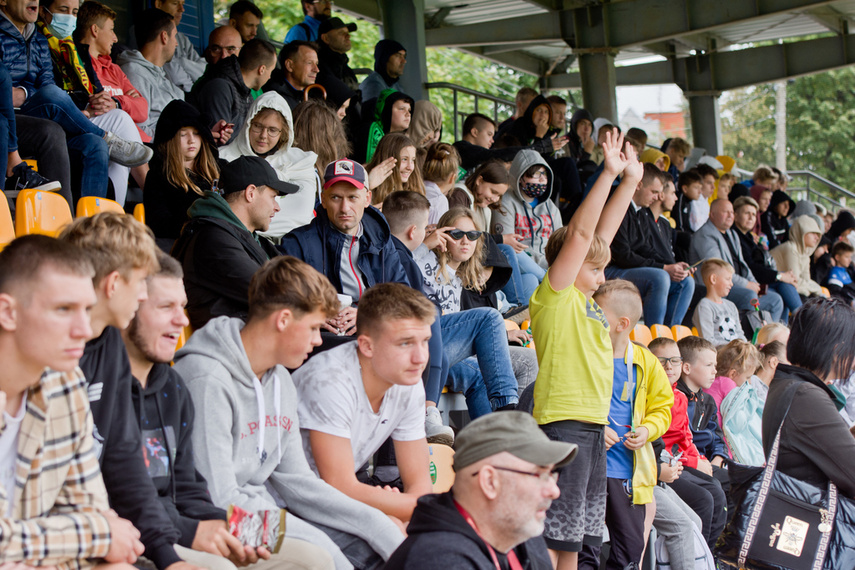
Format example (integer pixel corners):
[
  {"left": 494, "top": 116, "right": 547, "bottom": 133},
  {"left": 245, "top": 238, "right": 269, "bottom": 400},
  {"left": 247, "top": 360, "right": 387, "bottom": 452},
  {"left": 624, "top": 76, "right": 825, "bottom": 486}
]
[{"left": 0, "top": 368, "right": 112, "bottom": 570}]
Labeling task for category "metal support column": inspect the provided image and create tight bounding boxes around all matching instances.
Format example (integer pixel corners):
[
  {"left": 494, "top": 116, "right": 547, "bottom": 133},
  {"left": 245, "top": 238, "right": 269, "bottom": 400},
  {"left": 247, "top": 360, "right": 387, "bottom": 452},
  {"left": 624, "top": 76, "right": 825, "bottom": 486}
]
[
  {"left": 577, "top": 51, "right": 618, "bottom": 122},
  {"left": 687, "top": 93, "right": 722, "bottom": 156},
  {"left": 377, "top": 0, "right": 429, "bottom": 101}
]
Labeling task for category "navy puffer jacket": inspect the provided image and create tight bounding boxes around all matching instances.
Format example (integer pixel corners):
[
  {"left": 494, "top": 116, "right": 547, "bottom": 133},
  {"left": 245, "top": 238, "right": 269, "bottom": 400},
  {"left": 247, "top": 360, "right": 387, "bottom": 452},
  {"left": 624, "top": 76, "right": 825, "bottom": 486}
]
[{"left": 0, "top": 17, "right": 53, "bottom": 92}]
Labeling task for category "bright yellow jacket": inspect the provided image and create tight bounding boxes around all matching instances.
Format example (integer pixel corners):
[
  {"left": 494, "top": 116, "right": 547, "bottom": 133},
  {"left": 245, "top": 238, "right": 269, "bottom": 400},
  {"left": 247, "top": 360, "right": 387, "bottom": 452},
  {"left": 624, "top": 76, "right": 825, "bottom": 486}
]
[{"left": 623, "top": 342, "right": 674, "bottom": 504}]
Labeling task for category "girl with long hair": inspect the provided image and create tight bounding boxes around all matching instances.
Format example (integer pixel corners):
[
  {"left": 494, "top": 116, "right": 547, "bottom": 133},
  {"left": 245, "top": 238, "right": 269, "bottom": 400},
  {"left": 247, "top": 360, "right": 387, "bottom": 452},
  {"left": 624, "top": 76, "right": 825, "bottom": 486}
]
[{"left": 365, "top": 132, "right": 423, "bottom": 208}]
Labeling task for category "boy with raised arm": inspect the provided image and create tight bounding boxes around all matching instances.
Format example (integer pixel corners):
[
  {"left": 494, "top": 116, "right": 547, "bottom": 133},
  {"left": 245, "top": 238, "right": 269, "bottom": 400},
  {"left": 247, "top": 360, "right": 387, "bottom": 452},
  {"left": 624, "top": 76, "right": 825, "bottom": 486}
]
[{"left": 529, "top": 131, "right": 643, "bottom": 570}]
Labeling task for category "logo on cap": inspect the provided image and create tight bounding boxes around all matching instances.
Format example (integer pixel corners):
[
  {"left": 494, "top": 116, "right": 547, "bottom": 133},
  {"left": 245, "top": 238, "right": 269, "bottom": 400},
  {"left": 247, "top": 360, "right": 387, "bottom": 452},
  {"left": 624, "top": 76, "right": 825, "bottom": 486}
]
[{"left": 335, "top": 160, "right": 355, "bottom": 175}]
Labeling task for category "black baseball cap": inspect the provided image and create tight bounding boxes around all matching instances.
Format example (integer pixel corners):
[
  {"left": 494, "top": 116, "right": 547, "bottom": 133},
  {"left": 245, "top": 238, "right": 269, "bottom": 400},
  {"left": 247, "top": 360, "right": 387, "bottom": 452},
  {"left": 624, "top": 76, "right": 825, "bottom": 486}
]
[
  {"left": 318, "top": 17, "right": 357, "bottom": 36},
  {"left": 218, "top": 156, "right": 299, "bottom": 196}
]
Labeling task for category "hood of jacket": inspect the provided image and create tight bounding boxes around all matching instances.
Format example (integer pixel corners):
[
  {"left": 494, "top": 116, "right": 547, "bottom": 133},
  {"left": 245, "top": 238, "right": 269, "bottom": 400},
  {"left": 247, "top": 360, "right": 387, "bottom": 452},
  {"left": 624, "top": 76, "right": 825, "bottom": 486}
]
[
  {"left": 768, "top": 189, "right": 796, "bottom": 217},
  {"left": 198, "top": 54, "right": 250, "bottom": 98},
  {"left": 153, "top": 99, "right": 217, "bottom": 152},
  {"left": 373, "top": 38, "right": 405, "bottom": 84},
  {"left": 374, "top": 88, "right": 414, "bottom": 132},
  {"left": 221, "top": 91, "right": 296, "bottom": 157},
  {"left": 791, "top": 199, "right": 816, "bottom": 220},
  {"left": 789, "top": 214, "right": 823, "bottom": 256},
  {"left": 509, "top": 149, "right": 554, "bottom": 203},
  {"left": 640, "top": 148, "right": 670, "bottom": 172},
  {"left": 409, "top": 100, "right": 442, "bottom": 148},
  {"left": 569, "top": 108, "right": 594, "bottom": 141},
  {"left": 187, "top": 190, "right": 249, "bottom": 231},
  {"left": 175, "top": 316, "right": 258, "bottom": 390},
  {"left": 507, "top": 94, "right": 555, "bottom": 144},
  {"left": 116, "top": 47, "right": 159, "bottom": 73},
  {"left": 827, "top": 210, "right": 855, "bottom": 243}
]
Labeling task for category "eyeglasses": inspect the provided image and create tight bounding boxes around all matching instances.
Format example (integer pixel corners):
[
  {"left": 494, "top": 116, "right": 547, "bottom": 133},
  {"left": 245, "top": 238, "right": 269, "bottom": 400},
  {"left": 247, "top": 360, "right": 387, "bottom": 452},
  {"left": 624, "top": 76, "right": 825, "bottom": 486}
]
[
  {"left": 658, "top": 356, "right": 683, "bottom": 367},
  {"left": 527, "top": 169, "right": 548, "bottom": 179},
  {"left": 250, "top": 122, "right": 282, "bottom": 138},
  {"left": 473, "top": 466, "right": 559, "bottom": 483},
  {"left": 208, "top": 44, "right": 239, "bottom": 55},
  {"left": 448, "top": 229, "right": 483, "bottom": 241}
]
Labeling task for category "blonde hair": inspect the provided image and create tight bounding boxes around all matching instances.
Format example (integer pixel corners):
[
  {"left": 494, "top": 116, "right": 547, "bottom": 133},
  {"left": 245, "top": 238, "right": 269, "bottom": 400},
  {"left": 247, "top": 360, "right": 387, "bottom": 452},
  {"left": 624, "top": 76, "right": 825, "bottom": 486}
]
[
  {"left": 544, "top": 228, "right": 610, "bottom": 268},
  {"left": 716, "top": 339, "right": 759, "bottom": 378},
  {"left": 366, "top": 133, "right": 424, "bottom": 206},
  {"left": 592, "top": 279, "right": 643, "bottom": 326},
  {"left": 755, "top": 322, "right": 789, "bottom": 347},
  {"left": 701, "top": 258, "right": 734, "bottom": 284},
  {"left": 293, "top": 100, "right": 350, "bottom": 183},
  {"left": 667, "top": 137, "right": 691, "bottom": 156},
  {"left": 59, "top": 212, "right": 159, "bottom": 284},
  {"left": 719, "top": 173, "right": 738, "bottom": 186},
  {"left": 432, "top": 207, "right": 485, "bottom": 292},
  {"left": 421, "top": 142, "right": 460, "bottom": 185},
  {"left": 357, "top": 282, "right": 436, "bottom": 336},
  {"left": 161, "top": 128, "right": 219, "bottom": 196}
]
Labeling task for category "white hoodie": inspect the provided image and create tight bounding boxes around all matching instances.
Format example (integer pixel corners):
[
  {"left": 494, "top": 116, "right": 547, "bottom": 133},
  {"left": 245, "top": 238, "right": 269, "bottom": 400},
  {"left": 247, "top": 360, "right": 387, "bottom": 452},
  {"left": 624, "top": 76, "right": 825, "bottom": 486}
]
[{"left": 219, "top": 92, "right": 320, "bottom": 239}]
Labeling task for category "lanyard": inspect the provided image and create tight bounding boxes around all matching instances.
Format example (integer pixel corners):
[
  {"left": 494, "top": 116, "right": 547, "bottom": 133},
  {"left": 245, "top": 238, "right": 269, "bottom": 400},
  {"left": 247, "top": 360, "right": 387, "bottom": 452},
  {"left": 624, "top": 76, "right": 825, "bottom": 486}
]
[
  {"left": 625, "top": 343, "right": 635, "bottom": 432},
  {"left": 454, "top": 500, "right": 524, "bottom": 570}
]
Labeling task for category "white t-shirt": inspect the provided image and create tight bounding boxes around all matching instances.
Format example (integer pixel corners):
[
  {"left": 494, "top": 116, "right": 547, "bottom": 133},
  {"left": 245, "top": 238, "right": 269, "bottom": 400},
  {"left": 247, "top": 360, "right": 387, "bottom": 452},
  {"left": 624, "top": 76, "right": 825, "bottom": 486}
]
[
  {"left": 292, "top": 342, "right": 426, "bottom": 475},
  {"left": 0, "top": 394, "right": 27, "bottom": 517}
]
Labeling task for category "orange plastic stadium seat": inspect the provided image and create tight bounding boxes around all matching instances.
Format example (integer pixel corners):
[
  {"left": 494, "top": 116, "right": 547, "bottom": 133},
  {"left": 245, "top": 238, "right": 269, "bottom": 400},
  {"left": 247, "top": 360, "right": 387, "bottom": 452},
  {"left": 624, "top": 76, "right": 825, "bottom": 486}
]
[
  {"left": 0, "top": 196, "right": 15, "bottom": 250},
  {"left": 671, "top": 325, "right": 693, "bottom": 341},
  {"left": 76, "top": 196, "right": 125, "bottom": 218},
  {"left": 133, "top": 203, "right": 145, "bottom": 224},
  {"left": 650, "top": 324, "right": 674, "bottom": 340},
  {"left": 15, "top": 188, "right": 72, "bottom": 237},
  {"left": 629, "top": 324, "right": 653, "bottom": 347}
]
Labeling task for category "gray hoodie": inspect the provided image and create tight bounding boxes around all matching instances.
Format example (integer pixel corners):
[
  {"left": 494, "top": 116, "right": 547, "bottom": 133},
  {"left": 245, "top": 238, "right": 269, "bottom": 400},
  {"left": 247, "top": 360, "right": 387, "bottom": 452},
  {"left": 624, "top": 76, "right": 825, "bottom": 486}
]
[
  {"left": 172, "top": 316, "right": 404, "bottom": 567},
  {"left": 491, "top": 149, "right": 563, "bottom": 269},
  {"left": 117, "top": 49, "right": 185, "bottom": 137}
]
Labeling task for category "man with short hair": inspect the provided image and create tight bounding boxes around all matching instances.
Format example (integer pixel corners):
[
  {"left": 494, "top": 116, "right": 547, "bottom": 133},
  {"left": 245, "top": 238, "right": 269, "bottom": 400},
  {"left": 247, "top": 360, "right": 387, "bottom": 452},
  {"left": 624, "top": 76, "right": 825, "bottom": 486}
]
[
  {"left": 173, "top": 255, "right": 406, "bottom": 568},
  {"left": 154, "top": 0, "right": 205, "bottom": 91},
  {"left": 385, "top": 412, "right": 572, "bottom": 568},
  {"left": 173, "top": 155, "right": 297, "bottom": 330},
  {"left": 607, "top": 162, "right": 695, "bottom": 326},
  {"left": 123, "top": 252, "right": 335, "bottom": 570},
  {"left": 194, "top": 38, "right": 275, "bottom": 132},
  {"left": 453, "top": 112, "right": 552, "bottom": 172},
  {"left": 228, "top": 0, "right": 262, "bottom": 43},
  {"left": 690, "top": 198, "right": 785, "bottom": 321},
  {"left": 0, "top": 234, "right": 145, "bottom": 570},
  {"left": 546, "top": 95, "right": 566, "bottom": 133},
  {"left": 496, "top": 86, "right": 537, "bottom": 135},
  {"left": 293, "top": 283, "right": 434, "bottom": 521},
  {"left": 359, "top": 39, "right": 405, "bottom": 102},
  {"left": 204, "top": 24, "right": 241, "bottom": 65},
  {"left": 266, "top": 40, "right": 318, "bottom": 110},
  {"left": 317, "top": 16, "right": 358, "bottom": 91},
  {"left": 663, "top": 137, "right": 691, "bottom": 185},
  {"left": 283, "top": 0, "right": 330, "bottom": 43}
]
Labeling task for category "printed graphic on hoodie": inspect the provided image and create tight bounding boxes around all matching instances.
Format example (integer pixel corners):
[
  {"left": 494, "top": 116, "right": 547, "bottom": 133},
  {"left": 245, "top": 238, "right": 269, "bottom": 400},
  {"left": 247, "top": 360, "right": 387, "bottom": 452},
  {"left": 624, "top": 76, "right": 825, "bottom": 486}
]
[{"left": 142, "top": 426, "right": 176, "bottom": 478}]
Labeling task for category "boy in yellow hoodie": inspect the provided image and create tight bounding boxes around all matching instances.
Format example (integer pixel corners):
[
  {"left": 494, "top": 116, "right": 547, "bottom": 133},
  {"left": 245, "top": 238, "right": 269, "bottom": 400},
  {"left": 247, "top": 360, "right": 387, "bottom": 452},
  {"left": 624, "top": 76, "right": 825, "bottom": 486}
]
[{"left": 580, "top": 279, "right": 673, "bottom": 570}]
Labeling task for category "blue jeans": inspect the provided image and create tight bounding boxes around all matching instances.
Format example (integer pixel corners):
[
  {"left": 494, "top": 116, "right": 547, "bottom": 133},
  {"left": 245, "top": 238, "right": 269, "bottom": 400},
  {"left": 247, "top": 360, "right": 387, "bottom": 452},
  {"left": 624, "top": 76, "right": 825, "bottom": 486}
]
[
  {"left": 605, "top": 266, "right": 695, "bottom": 326},
  {"left": 441, "top": 308, "right": 518, "bottom": 411},
  {"left": 66, "top": 133, "right": 109, "bottom": 198},
  {"left": 727, "top": 285, "right": 785, "bottom": 323},
  {"left": 448, "top": 357, "right": 494, "bottom": 419},
  {"left": 496, "top": 243, "right": 540, "bottom": 306},
  {"left": 768, "top": 281, "right": 801, "bottom": 324},
  {"left": 20, "top": 84, "right": 105, "bottom": 138}
]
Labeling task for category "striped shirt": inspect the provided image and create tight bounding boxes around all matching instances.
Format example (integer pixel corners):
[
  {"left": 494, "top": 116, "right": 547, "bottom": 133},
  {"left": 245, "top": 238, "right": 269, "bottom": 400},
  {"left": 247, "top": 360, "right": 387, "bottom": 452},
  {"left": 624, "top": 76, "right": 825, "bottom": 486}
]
[{"left": 0, "top": 368, "right": 112, "bottom": 570}]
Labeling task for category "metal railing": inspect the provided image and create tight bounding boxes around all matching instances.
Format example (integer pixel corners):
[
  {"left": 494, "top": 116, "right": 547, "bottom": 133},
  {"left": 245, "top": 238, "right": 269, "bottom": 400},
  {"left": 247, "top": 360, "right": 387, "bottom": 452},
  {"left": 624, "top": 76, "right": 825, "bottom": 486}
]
[
  {"left": 424, "top": 82, "right": 515, "bottom": 141},
  {"left": 782, "top": 170, "right": 855, "bottom": 213}
]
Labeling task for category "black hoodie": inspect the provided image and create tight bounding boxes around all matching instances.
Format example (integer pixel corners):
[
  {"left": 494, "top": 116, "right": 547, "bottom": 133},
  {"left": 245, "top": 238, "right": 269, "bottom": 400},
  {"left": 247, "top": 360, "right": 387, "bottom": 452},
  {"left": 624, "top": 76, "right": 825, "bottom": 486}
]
[
  {"left": 567, "top": 108, "right": 594, "bottom": 162},
  {"left": 761, "top": 190, "right": 795, "bottom": 249},
  {"left": 373, "top": 39, "right": 405, "bottom": 86},
  {"left": 384, "top": 491, "right": 552, "bottom": 569},
  {"left": 501, "top": 95, "right": 558, "bottom": 148},
  {"left": 318, "top": 40, "right": 359, "bottom": 92},
  {"left": 131, "top": 363, "right": 227, "bottom": 547},
  {"left": 192, "top": 55, "right": 253, "bottom": 132},
  {"left": 814, "top": 211, "right": 855, "bottom": 285},
  {"left": 80, "top": 327, "right": 182, "bottom": 570}
]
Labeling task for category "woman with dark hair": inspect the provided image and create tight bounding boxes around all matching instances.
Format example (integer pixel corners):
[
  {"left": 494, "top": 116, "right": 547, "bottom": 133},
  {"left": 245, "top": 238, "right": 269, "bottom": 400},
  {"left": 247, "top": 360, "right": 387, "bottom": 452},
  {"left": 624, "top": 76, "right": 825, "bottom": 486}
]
[{"left": 761, "top": 297, "right": 855, "bottom": 497}]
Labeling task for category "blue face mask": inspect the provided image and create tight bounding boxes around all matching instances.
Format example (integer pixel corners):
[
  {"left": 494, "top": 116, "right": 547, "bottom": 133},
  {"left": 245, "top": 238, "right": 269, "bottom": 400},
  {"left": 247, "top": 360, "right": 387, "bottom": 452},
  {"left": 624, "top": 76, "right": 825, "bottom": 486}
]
[{"left": 49, "top": 12, "right": 77, "bottom": 39}]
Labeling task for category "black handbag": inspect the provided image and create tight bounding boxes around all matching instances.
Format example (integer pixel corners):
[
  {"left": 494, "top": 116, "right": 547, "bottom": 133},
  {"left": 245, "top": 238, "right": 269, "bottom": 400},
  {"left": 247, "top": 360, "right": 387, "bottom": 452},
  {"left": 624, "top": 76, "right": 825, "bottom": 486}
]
[{"left": 716, "top": 384, "right": 838, "bottom": 570}]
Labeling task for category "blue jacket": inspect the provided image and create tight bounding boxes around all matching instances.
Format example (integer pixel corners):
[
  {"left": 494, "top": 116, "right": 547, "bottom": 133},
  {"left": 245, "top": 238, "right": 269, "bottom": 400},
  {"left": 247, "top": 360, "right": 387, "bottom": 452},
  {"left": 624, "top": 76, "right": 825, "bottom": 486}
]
[
  {"left": 676, "top": 378, "right": 729, "bottom": 461},
  {"left": 0, "top": 16, "right": 53, "bottom": 93},
  {"left": 279, "top": 203, "right": 410, "bottom": 295}
]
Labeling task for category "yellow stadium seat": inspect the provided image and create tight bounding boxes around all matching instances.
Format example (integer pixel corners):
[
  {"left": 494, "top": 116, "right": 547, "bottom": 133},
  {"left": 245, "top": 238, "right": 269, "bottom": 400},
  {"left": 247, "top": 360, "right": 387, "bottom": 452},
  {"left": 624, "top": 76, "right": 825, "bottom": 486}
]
[
  {"left": 671, "top": 325, "right": 693, "bottom": 341},
  {"left": 629, "top": 324, "right": 653, "bottom": 347},
  {"left": 23, "top": 159, "right": 38, "bottom": 171},
  {"left": 650, "top": 324, "right": 674, "bottom": 340},
  {"left": 692, "top": 327, "right": 699, "bottom": 336},
  {"left": 715, "top": 155, "right": 736, "bottom": 173},
  {"left": 76, "top": 196, "right": 125, "bottom": 218},
  {"left": 821, "top": 286, "right": 831, "bottom": 298},
  {"left": 133, "top": 203, "right": 145, "bottom": 224},
  {"left": 15, "top": 188, "right": 72, "bottom": 237},
  {"left": 0, "top": 196, "right": 15, "bottom": 250},
  {"left": 428, "top": 443, "right": 455, "bottom": 493},
  {"left": 505, "top": 320, "right": 520, "bottom": 331}
]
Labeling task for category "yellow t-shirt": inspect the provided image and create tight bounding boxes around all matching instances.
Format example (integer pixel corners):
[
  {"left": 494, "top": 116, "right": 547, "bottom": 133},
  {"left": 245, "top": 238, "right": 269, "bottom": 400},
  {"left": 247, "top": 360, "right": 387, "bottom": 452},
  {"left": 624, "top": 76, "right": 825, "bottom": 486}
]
[{"left": 531, "top": 271, "right": 613, "bottom": 425}]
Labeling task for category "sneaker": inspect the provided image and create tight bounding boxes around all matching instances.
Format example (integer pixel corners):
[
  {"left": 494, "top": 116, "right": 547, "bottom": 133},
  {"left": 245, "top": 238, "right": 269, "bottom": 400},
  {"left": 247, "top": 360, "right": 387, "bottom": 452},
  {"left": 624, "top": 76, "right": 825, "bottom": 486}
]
[
  {"left": 426, "top": 406, "right": 454, "bottom": 446},
  {"left": 103, "top": 131, "right": 153, "bottom": 167},
  {"left": 5, "top": 162, "right": 61, "bottom": 192}
]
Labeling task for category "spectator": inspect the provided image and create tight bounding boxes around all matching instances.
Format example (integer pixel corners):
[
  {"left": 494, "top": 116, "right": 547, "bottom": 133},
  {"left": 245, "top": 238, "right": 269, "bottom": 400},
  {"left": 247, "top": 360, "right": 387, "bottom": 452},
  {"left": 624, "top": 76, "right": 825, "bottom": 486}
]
[
  {"left": 421, "top": 141, "right": 458, "bottom": 224},
  {"left": 690, "top": 163, "right": 719, "bottom": 231},
  {"left": 647, "top": 176, "right": 679, "bottom": 263},
  {"left": 689, "top": 198, "right": 785, "bottom": 321},
  {"left": 220, "top": 91, "right": 320, "bottom": 239},
  {"left": 588, "top": 118, "right": 615, "bottom": 165},
  {"left": 607, "top": 163, "right": 695, "bottom": 327},
  {"left": 409, "top": 99, "right": 442, "bottom": 153},
  {"left": 823, "top": 241, "right": 855, "bottom": 303},
  {"left": 123, "top": 252, "right": 333, "bottom": 569},
  {"left": 116, "top": 9, "right": 186, "bottom": 137},
  {"left": 0, "top": 235, "right": 145, "bottom": 569},
  {"left": 365, "top": 132, "right": 421, "bottom": 207},
  {"left": 813, "top": 210, "right": 855, "bottom": 286},
  {"left": 762, "top": 298, "right": 855, "bottom": 498},
  {"left": 770, "top": 214, "right": 825, "bottom": 299},
  {"left": 760, "top": 189, "right": 795, "bottom": 249},
  {"left": 747, "top": 164, "right": 777, "bottom": 190},
  {"left": 672, "top": 169, "right": 702, "bottom": 234},
  {"left": 10, "top": 112, "right": 74, "bottom": 206},
  {"left": 693, "top": 259, "right": 746, "bottom": 346},
  {"left": 546, "top": 94, "right": 566, "bottom": 133},
  {"left": 502, "top": 95, "right": 564, "bottom": 152},
  {"left": 453, "top": 112, "right": 550, "bottom": 173},
  {"left": 317, "top": 16, "right": 358, "bottom": 91},
  {"left": 292, "top": 98, "right": 350, "bottom": 178},
  {"left": 567, "top": 108, "right": 595, "bottom": 163},
  {"left": 293, "top": 283, "right": 434, "bottom": 521},
  {"left": 384, "top": 412, "right": 570, "bottom": 569},
  {"left": 662, "top": 137, "right": 691, "bottom": 184},
  {"left": 154, "top": 0, "right": 205, "bottom": 92},
  {"left": 359, "top": 39, "right": 405, "bottom": 102},
  {"left": 228, "top": 0, "right": 262, "bottom": 43},
  {"left": 625, "top": 127, "right": 648, "bottom": 151},
  {"left": 194, "top": 38, "right": 276, "bottom": 133},
  {"left": 753, "top": 340, "right": 784, "bottom": 404},
  {"left": 361, "top": 90, "right": 413, "bottom": 163},
  {"left": 143, "top": 100, "right": 219, "bottom": 249},
  {"left": 718, "top": 172, "right": 737, "bottom": 200},
  {"left": 496, "top": 86, "right": 536, "bottom": 135},
  {"left": 1, "top": 0, "right": 151, "bottom": 197},
  {"left": 172, "top": 255, "right": 406, "bottom": 568},
  {"left": 172, "top": 155, "right": 296, "bottom": 329},
  {"left": 731, "top": 195, "right": 802, "bottom": 322},
  {"left": 283, "top": 0, "right": 330, "bottom": 43},
  {"left": 639, "top": 147, "right": 670, "bottom": 173},
  {"left": 266, "top": 40, "right": 318, "bottom": 110},
  {"left": 203, "top": 24, "right": 241, "bottom": 66}
]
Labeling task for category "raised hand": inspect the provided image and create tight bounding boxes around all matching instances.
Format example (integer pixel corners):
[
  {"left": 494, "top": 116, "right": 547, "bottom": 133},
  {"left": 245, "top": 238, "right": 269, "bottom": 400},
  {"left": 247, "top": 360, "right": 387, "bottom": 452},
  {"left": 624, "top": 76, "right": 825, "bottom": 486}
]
[
  {"left": 601, "top": 130, "right": 630, "bottom": 177},
  {"left": 621, "top": 140, "right": 644, "bottom": 183}
]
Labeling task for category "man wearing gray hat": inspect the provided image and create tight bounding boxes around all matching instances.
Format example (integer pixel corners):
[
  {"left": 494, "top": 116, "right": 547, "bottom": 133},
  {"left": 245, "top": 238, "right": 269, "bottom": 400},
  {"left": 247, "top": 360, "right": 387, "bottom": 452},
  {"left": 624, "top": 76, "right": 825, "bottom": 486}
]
[{"left": 384, "top": 412, "right": 576, "bottom": 569}]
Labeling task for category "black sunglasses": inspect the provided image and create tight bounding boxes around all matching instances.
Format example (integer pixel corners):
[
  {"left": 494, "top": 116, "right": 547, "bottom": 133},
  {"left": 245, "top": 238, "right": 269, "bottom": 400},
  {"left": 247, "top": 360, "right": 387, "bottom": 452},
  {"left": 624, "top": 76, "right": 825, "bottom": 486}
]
[{"left": 448, "top": 229, "right": 483, "bottom": 241}]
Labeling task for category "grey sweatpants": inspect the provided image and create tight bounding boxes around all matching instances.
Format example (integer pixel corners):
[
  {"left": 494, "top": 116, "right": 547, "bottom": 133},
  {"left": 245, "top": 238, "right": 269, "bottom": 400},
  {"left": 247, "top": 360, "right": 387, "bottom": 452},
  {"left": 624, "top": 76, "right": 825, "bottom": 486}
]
[{"left": 652, "top": 484, "right": 702, "bottom": 570}]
